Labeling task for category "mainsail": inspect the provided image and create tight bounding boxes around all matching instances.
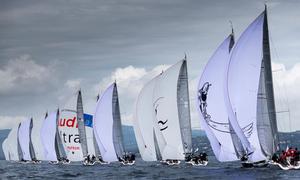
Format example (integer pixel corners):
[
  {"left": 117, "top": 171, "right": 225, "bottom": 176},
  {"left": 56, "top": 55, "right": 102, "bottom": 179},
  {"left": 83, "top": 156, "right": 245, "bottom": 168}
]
[
  {"left": 153, "top": 59, "right": 191, "bottom": 160},
  {"left": 256, "top": 7, "right": 279, "bottom": 157},
  {"left": 55, "top": 110, "right": 67, "bottom": 160},
  {"left": 93, "top": 82, "right": 125, "bottom": 162},
  {"left": 197, "top": 33, "right": 240, "bottom": 161},
  {"left": 226, "top": 9, "right": 278, "bottom": 162},
  {"left": 77, "top": 90, "right": 88, "bottom": 158},
  {"left": 18, "top": 119, "right": 32, "bottom": 161},
  {"left": 41, "top": 111, "right": 58, "bottom": 161}
]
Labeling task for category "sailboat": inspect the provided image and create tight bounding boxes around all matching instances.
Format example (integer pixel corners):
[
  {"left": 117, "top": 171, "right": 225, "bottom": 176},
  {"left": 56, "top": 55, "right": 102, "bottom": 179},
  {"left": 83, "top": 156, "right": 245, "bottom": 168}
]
[
  {"left": 134, "top": 59, "right": 205, "bottom": 165},
  {"left": 17, "top": 118, "right": 37, "bottom": 163},
  {"left": 41, "top": 110, "right": 68, "bottom": 164},
  {"left": 93, "top": 82, "right": 135, "bottom": 165},
  {"left": 77, "top": 90, "right": 97, "bottom": 165},
  {"left": 225, "top": 6, "right": 280, "bottom": 167}
]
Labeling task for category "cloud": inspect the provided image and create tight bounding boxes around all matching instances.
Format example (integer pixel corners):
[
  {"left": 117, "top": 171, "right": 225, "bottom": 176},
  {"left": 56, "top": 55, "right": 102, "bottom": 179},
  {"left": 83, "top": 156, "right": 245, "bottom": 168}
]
[
  {"left": 0, "top": 55, "right": 55, "bottom": 94},
  {"left": 272, "top": 62, "right": 300, "bottom": 132},
  {"left": 0, "top": 116, "right": 26, "bottom": 129},
  {"left": 94, "top": 64, "right": 170, "bottom": 125}
]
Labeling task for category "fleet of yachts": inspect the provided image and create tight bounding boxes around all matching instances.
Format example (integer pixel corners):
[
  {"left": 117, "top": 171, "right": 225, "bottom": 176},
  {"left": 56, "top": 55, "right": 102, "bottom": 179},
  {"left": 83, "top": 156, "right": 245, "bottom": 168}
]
[{"left": 2, "top": 6, "right": 299, "bottom": 170}]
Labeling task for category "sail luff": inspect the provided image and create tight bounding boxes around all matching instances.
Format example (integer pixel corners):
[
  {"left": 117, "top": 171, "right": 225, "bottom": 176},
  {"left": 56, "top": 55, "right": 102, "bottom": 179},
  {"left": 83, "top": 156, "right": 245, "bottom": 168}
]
[{"left": 77, "top": 90, "right": 88, "bottom": 158}]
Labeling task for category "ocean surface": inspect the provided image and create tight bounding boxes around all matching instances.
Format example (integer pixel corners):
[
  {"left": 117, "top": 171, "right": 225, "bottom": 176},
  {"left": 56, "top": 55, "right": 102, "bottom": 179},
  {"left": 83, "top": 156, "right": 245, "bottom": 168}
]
[
  {"left": 1, "top": 157, "right": 300, "bottom": 180},
  {"left": 1, "top": 129, "right": 300, "bottom": 179}
]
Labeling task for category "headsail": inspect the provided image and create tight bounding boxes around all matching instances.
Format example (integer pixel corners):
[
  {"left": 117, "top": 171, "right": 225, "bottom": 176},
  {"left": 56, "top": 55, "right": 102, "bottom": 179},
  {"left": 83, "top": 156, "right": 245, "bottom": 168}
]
[
  {"left": 41, "top": 111, "right": 58, "bottom": 161},
  {"left": 18, "top": 119, "right": 32, "bottom": 161},
  {"left": 2, "top": 138, "right": 9, "bottom": 160},
  {"left": 6, "top": 125, "right": 20, "bottom": 161},
  {"left": 31, "top": 117, "right": 45, "bottom": 160},
  {"left": 197, "top": 33, "right": 239, "bottom": 161},
  {"left": 226, "top": 11, "right": 267, "bottom": 162},
  {"left": 133, "top": 77, "right": 159, "bottom": 161}
]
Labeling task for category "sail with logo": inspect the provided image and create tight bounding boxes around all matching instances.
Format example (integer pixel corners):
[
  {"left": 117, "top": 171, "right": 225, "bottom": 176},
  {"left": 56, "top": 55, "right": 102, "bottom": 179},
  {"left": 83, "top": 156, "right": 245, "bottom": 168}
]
[
  {"left": 196, "top": 31, "right": 247, "bottom": 162},
  {"left": 93, "top": 82, "right": 135, "bottom": 165}
]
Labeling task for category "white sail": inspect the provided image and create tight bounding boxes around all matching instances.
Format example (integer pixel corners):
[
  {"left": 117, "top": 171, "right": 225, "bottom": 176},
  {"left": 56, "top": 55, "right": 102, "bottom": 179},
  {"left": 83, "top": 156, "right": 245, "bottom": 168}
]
[
  {"left": 226, "top": 12, "right": 266, "bottom": 162},
  {"left": 153, "top": 60, "right": 188, "bottom": 160},
  {"left": 18, "top": 118, "right": 32, "bottom": 161},
  {"left": 59, "top": 93, "right": 83, "bottom": 161},
  {"left": 197, "top": 34, "right": 239, "bottom": 162},
  {"left": 6, "top": 125, "right": 20, "bottom": 161},
  {"left": 2, "top": 138, "right": 9, "bottom": 160},
  {"left": 41, "top": 111, "right": 58, "bottom": 161},
  {"left": 31, "top": 117, "right": 45, "bottom": 160},
  {"left": 93, "top": 83, "right": 121, "bottom": 162},
  {"left": 133, "top": 77, "right": 158, "bottom": 161}
]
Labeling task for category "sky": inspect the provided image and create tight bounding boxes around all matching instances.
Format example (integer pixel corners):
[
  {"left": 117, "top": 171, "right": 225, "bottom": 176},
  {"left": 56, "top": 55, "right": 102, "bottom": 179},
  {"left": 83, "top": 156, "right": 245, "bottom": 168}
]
[{"left": 0, "top": 0, "right": 300, "bottom": 132}]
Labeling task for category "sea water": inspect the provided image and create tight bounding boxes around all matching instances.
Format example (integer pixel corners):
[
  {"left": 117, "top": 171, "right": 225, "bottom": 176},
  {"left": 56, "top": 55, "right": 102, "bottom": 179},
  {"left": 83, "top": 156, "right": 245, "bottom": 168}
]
[{"left": 1, "top": 157, "right": 300, "bottom": 179}]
